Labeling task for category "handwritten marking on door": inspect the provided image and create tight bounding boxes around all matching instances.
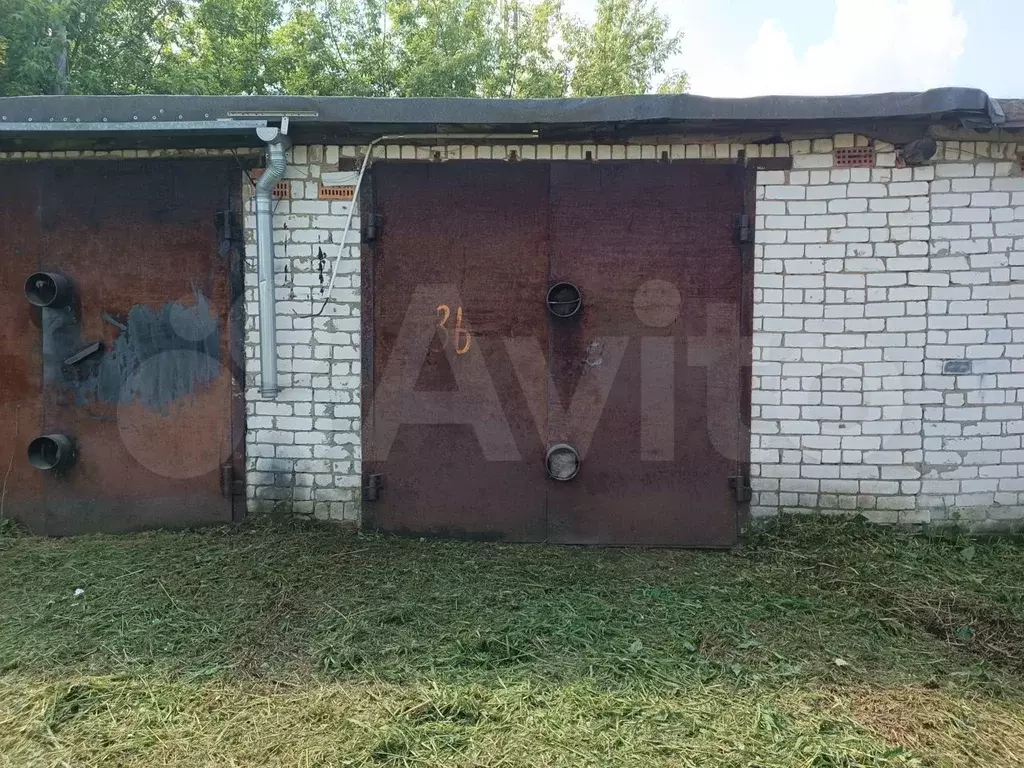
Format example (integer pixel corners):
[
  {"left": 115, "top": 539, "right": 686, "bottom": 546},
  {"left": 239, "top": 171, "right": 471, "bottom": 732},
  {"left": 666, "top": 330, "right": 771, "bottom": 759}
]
[{"left": 436, "top": 305, "right": 472, "bottom": 355}]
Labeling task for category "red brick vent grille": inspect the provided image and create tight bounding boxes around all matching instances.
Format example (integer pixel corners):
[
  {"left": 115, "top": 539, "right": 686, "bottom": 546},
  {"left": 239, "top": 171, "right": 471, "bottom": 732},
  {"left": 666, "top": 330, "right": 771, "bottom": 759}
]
[
  {"left": 251, "top": 169, "right": 290, "bottom": 198},
  {"left": 834, "top": 146, "right": 876, "bottom": 167},
  {"left": 319, "top": 185, "right": 355, "bottom": 201}
]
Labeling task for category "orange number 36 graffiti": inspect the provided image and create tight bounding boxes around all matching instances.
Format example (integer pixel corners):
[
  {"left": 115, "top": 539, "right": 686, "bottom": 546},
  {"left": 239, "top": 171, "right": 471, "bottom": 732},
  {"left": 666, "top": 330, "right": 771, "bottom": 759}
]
[{"left": 436, "top": 305, "right": 472, "bottom": 355}]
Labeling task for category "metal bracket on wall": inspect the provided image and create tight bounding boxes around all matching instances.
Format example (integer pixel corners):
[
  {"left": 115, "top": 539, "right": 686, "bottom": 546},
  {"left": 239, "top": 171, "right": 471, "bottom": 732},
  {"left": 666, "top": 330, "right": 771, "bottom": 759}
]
[
  {"left": 63, "top": 341, "right": 103, "bottom": 366},
  {"left": 728, "top": 475, "right": 752, "bottom": 503}
]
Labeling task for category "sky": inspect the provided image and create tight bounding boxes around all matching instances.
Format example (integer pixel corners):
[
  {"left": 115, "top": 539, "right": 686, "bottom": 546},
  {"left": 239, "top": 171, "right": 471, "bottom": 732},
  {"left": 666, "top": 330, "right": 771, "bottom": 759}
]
[{"left": 563, "top": 0, "right": 1021, "bottom": 98}]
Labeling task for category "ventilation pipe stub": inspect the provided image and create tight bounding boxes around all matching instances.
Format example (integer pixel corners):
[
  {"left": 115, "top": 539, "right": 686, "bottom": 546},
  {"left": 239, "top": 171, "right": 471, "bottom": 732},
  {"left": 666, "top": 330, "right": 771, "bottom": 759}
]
[
  {"left": 546, "top": 282, "right": 583, "bottom": 318},
  {"left": 899, "top": 138, "right": 938, "bottom": 167},
  {"left": 27, "top": 434, "right": 75, "bottom": 472},
  {"left": 25, "top": 272, "right": 73, "bottom": 308},
  {"left": 546, "top": 443, "right": 581, "bottom": 481}
]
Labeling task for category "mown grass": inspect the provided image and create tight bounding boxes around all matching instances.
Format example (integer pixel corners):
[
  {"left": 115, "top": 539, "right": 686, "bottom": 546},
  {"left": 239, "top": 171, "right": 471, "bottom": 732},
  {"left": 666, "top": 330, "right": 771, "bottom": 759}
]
[{"left": 1, "top": 516, "right": 1024, "bottom": 766}]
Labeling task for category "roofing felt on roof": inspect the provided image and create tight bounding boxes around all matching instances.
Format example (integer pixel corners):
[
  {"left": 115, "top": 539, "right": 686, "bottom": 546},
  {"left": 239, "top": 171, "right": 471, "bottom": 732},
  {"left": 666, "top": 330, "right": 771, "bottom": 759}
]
[{"left": 0, "top": 88, "right": 1013, "bottom": 151}]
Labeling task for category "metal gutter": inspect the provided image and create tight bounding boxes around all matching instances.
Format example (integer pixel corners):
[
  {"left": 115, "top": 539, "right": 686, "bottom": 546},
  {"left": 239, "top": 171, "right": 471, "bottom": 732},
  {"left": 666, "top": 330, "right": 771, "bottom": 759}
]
[
  {"left": 254, "top": 124, "right": 290, "bottom": 399},
  {"left": 0, "top": 119, "right": 268, "bottom": 133}
]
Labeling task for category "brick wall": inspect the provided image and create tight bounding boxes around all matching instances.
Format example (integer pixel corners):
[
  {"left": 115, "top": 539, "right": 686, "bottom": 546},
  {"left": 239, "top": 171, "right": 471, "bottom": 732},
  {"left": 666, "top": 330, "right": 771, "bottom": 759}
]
[
  {"left": 242, "top": 145, "right": 363, "bottom": 521},
  {"left": 749, "top": 138, "right": 1024, "bottom": 529}
]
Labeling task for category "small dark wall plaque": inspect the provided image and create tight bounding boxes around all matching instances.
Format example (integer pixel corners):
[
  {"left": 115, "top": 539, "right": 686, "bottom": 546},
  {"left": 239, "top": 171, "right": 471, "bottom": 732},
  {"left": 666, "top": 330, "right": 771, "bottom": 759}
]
[{"left": 943, "top": 360, "right": 973, "bottom": 375}]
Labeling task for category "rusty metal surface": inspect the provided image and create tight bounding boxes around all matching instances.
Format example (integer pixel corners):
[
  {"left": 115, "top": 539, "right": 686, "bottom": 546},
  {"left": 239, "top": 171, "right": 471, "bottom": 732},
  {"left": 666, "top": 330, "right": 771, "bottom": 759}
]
[
  {"left": 545, "top": 162, "right": 746, "bottom": 546},
  {"left": 364, "top": 160, "right": 748, "bottom": 546},
  {"left": 0, "top": 164, "right": 45, "bottom": 530},
  {"left": 6, "top": 159, "right": 241, "bottom": 534},
  {"left": 364, "top": 162, "right": 550, "bottom": 540}
]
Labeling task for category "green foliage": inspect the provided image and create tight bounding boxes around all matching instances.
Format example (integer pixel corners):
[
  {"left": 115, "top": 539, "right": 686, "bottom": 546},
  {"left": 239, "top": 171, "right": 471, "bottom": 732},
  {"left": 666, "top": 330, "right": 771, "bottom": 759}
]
[
  {"left": 483, "top": 0, "right": 567, "bottom": 98},
  {"left": 269, "top": 0, "right": 397, "bottom": 96},
  {"left": 390, "top": 0, "right": 493, "bottom": 97},
  {"left": 563, "top": 0, "right": 681, "bottom": 97},
  {"left": 658, "top": 68, "right": 689, "bottom": 94},
  {"left": 0, "top": 0, "right": 686, "bottom": 97},
  {"left": 0, "top": 0, "right": 59, "bottom": 96},
  {"left": 174, "top": 0, "right": 282, "bottom": 94}
]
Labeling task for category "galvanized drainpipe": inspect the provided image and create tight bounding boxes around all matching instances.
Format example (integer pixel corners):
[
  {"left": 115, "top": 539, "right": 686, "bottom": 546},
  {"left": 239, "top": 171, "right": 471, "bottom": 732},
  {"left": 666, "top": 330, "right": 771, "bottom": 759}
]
[{"left": 254, "top": 125, "right": 290, "bottom": 398}]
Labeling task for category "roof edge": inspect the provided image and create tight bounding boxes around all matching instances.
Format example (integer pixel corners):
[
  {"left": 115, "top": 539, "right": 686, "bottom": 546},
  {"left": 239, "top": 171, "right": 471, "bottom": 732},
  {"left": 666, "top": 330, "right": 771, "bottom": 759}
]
[{"left": 0, "top": 87, "right": 1004, "bottom": 129}]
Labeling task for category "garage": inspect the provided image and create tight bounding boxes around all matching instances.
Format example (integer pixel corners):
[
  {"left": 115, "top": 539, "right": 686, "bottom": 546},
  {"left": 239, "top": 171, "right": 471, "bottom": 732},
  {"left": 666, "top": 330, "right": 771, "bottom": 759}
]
[
  {"left": 0, "top": 159, "right": 246, "bottom": 534},
  {"left": 362, "top": 159, "right": 750, "bottom": 546},
  {"left": 1, "top": 89, "right": 1018, "bottom": 539}
]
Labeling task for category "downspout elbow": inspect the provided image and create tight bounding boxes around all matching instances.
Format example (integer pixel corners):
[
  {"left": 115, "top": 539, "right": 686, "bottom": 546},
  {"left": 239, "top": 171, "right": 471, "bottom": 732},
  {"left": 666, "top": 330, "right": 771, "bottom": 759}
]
[{"left": 254, "top": 127, "right": 289, "bottom": 398}]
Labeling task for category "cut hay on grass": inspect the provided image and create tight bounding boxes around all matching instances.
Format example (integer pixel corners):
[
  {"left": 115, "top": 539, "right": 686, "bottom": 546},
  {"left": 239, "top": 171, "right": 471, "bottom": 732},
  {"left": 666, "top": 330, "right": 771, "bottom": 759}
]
[{"left": 2, "top": 515, "right": 1024, "bottom": 766}]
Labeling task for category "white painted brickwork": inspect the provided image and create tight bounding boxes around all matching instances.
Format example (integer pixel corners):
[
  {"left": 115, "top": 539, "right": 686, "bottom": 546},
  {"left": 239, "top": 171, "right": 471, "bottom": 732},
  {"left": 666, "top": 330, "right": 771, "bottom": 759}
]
[
  {"left": 750, "top": 138, "right": 1024, "bottom": 529},
  {"left": 242, "top": 144, "right": 363, "bottom": 521}
]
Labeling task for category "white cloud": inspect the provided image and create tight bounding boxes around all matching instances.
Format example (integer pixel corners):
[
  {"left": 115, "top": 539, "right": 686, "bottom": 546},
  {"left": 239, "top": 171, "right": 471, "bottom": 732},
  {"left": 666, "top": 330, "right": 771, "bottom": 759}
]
[{"left": 681, "top": 0, "right": 968, "bottom": 97}]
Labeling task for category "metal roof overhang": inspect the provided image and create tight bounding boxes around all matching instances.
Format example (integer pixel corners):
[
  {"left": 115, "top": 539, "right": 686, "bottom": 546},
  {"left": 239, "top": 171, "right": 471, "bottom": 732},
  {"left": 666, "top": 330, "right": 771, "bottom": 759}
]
[{"left": 0, "top": 88, "right": 1009, "bottom": 153}]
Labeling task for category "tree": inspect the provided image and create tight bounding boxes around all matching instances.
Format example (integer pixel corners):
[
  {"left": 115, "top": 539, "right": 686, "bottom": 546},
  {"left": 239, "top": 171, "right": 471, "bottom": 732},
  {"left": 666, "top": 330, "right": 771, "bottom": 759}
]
[
  {"left": 658, "top": 69, "right": 688, "bottom": 94},
  {"left": 562, "top": 0, "right": 681, "bottom": 97},
  {"left": 269, "top": 0, "right": 396, "bottom": 97},
  {"left": 388, "top": 0, "right": 493, "bottom": 97},
  {"left": 167, "top": 0, "right": 281, "bottom": 94},
  {"left": 66, "top": 0, "right": 191, "bottom": 94},
  {"left": 483, "top": 0, "right": 566, "bottom": 98},
  {"left": 0, "top": 0, "right": 63, "bottom": 96},
  {"left": 0, "top": 0, "right": 687, "bottom": 98},
  {"left": 0, "top": 0, "right": 194, "bottom": 96}
]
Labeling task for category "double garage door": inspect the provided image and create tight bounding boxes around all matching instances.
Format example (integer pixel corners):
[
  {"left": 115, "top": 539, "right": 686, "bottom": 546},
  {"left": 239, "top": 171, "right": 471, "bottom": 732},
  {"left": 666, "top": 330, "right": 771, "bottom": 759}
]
[{"left": 363, "top": 160, "right": 751, "bottom": 547}]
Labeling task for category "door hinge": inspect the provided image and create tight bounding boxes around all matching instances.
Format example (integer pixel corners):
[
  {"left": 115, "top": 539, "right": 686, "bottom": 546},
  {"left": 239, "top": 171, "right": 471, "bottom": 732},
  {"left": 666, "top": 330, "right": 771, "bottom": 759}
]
[
  {"left": 362, "top": 214, "right": 382, "bottom": 243},
  {"left": 363, "top": 473, "right": 384, "bottom": 502},
  {"left": 728, "top": 475, "right": 752, "bottom": 503},
  {"left": 214, "top": 210, "right": 242, "bottom": 257},
  {"left": 220, "top": 463, "right": 245, "bottom": 498},
  {"left": 734, "top": 213, "right": 752, "bottom": 244}
]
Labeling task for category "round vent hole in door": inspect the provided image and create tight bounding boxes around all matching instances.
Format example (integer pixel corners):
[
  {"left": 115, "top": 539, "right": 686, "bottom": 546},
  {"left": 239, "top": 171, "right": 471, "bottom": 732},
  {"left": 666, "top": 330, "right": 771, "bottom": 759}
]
[
  {"left": 546, "top": 282, "right": 582, "bottom": 318},
  {"left": 546, "top": 443, "right": 580, "bottom": 481}
]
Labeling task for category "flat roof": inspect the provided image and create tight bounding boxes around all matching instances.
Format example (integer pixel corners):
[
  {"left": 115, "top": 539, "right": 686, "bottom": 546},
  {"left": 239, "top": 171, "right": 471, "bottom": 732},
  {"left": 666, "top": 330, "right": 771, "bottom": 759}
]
[{"left": 0, "top": 88, "right": 1014, "bottom": 152}]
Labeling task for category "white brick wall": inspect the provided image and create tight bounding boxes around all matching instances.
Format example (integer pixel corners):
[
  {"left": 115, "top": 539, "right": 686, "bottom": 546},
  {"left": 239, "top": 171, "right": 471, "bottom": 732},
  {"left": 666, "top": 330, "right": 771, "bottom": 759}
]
[
  {"left": 919, "top": 144, "right": 1024, "bottom": 526},
  {"left": 242, "top": 144, "right": 363, "bottom": 521},
  {"left": 750, "top": 138, "right": 1024, "bottom": 529}
]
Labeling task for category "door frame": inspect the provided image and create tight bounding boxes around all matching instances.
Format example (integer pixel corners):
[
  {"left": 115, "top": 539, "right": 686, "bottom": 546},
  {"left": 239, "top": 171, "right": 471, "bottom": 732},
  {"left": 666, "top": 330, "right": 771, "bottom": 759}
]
[
  {"left": 737, "top": 153, "right": 794, "bottom": 535},
  {"left": 359, "top": 154, "right": 773, "bottom": 543}
]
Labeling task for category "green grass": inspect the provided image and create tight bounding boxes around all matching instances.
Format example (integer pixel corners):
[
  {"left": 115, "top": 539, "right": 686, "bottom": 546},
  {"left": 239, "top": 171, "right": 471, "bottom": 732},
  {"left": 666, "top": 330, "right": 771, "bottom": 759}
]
[{"left": 2, "top": 516, "right": 1024, "bottom": 766}]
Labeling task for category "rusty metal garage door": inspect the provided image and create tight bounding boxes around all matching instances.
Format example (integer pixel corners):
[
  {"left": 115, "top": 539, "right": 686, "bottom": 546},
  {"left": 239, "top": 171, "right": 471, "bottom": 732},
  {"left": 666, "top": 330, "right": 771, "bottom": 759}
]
[
  {"left": 363, "top": 160, "right": 749, "bottom": 547},
  {"left": 544, "top": 162, "right": 747, "bottom": 546},
  {"left": 363, "top": 162, "right": 551, "bottom": 540},
  {"left": 0, "top": 160, "right": 245, "bottom": 535}
]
